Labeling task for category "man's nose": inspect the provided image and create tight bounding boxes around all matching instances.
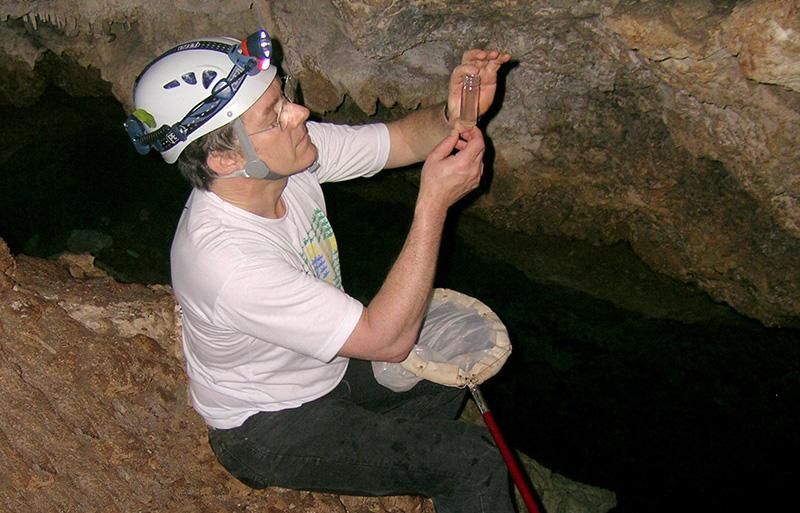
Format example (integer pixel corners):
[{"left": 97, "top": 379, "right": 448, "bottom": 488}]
[{"left": 282, "top": 102, "right": 310, "bottom": 130}]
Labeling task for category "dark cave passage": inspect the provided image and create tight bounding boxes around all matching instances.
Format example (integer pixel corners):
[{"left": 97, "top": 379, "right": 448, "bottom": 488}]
[{"left": 2, "top": 86, "right": 798, "bottom": 513}]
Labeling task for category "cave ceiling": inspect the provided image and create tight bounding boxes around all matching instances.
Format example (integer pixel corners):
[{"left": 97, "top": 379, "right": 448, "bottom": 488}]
[{"left": 1, "top": 0, "right": 799, "bottom": 326}]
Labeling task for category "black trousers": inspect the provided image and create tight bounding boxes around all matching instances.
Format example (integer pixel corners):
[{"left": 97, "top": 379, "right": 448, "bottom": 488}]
[{"left": 208, "top": 359, "right": 515, "bottom": 513}]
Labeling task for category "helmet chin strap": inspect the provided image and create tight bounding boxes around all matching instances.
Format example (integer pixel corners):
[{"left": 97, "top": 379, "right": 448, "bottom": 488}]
[
  {"left": 229, "top": 118, "right": 284, "bottom": 180},
  {"left": 220, "top": 118, "right": 320, "bottom": 180}
]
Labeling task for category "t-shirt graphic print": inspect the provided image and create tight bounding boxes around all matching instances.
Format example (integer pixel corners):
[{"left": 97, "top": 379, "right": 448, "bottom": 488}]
[{"left": 301, "top": 208, "right": 343, "bottom": 289}]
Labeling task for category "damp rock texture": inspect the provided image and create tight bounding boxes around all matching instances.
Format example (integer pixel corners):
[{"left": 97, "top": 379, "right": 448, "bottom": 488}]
[
  {"left": 0, "top": 2, "right": 798, "bottom": 325},
  {"left": 0, "top": 239, "right": 432, "bottom": 513},
  {"left": 0, "top": 239, "right": 615, "bottom": 513}
]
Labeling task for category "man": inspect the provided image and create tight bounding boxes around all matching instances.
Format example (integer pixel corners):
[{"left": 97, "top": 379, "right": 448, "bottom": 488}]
[{"left": 126, "top": 29, "right": 513, "bottom": 512}]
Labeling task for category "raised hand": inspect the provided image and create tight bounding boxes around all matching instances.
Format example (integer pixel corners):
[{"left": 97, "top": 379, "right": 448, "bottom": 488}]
[{"left": 446, "top": 49, "right": 512, "bottom": 130}]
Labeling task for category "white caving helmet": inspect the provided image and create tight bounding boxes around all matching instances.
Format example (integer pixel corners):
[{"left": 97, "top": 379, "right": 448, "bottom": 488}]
[{"left": 125, "top": 30, "right": 277, "bottom": 164}]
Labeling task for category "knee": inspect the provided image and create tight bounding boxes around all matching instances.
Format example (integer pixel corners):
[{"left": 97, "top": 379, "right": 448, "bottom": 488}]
[{"left": 456, "top": 424, "right": 508, "bottom": 477}]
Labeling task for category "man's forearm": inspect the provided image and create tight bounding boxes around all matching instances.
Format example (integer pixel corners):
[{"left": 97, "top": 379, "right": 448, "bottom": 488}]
[
  {"left": 384, "top": 102, "right": 452, "bottom": 169},
  {"left": 339, "top": 130, "right": 483, "bottom": 362},
  {"left": 360, "top": 201, "right": 447, "bottom": 361}
]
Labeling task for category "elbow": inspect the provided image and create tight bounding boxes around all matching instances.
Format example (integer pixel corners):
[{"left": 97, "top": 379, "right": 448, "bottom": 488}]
[
  {"left": 383, "top": 344, "right": 413, "bottom": 363},
  {"left": 342, "top": 312, "right": 418, "bottom": 362},
  {"left": 381, "top": 332, "right": 416, "bottom": 363}
]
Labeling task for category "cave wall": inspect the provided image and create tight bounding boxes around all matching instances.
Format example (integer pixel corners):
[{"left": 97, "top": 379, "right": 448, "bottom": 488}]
[{"left": 1, "top": 0, "right": 798, "bottom": 326}]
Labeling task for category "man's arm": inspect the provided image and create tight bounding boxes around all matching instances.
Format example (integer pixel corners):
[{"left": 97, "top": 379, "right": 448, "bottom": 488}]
[
  {"left": 338, "top": 48, "right": 511, "bottom": 362},
  {"left": 384, "top": 102, "right": 452, "bottom": 169},
  {"left": 339, "top": 128, "right": 485, "bottom": 362}
]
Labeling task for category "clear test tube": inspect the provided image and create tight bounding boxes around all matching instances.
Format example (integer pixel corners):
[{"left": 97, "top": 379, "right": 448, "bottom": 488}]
[{"left": 460, "top": 73, "right": 480, "bottom": 128}]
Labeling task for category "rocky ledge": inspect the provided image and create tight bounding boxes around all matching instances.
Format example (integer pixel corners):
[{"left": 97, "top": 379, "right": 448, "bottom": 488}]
[{"left": 0, "top": 239, "right": 615, "bottom": 513}]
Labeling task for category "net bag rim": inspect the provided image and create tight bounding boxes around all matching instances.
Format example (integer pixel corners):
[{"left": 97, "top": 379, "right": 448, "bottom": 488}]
[{"left": 398, "top": 288, "right": 511, "bottom": 387}]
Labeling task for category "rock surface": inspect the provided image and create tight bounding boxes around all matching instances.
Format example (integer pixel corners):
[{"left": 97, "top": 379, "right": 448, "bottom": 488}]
[
  {"left": 1, "top": 0, "right": 798, "bottom": 325},
  {"left": 0, "top": 240, "right": 615, "bottom": 513}
]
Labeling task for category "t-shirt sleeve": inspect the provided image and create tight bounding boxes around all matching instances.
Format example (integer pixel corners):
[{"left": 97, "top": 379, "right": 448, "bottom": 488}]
[
  {"left": 308, "top": 121, "right": 390, "bottom": 184},
  {"left": 213, "top": 257, "right": 364, "bottom": 363}
]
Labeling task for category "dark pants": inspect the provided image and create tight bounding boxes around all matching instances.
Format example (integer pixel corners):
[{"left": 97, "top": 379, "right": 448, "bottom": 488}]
[{"left": 208, "top": 359, "right": 515, "bottom": 513}]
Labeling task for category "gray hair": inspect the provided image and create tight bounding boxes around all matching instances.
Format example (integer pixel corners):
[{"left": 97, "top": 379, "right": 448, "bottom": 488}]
[{"left": 175, "top": 122, "right": 239, "bottom": 190}]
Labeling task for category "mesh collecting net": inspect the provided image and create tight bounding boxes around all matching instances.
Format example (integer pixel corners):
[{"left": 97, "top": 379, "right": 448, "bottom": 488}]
[{"left": 372, "top": 288, "right": 511, "bottom": 391}]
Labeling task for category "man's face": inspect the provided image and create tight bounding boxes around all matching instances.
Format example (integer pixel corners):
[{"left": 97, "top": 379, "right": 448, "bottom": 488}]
[{"left": 239, "top": 79, "right": 318, "bottom": 175}]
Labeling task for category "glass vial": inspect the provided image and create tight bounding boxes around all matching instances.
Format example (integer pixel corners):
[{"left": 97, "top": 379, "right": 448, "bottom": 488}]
[{"left": 460, "top": 73, "right": 480, "bottom": 128}]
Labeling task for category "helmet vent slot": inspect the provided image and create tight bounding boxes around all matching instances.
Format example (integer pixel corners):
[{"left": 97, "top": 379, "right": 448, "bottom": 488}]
[
  {"left": 163, "top": 79, "right": 180, "bottom": 90},
  {"left": 202, "top": 70, "right": 218, "bottom": 89},
  {"left": 181, "top": 72, "right": 197, "bottom": 85}
]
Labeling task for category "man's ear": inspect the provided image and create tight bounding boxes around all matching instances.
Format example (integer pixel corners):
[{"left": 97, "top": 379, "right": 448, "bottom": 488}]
[{"left": 207, "top": 150, "right": 244, "bottom": 176}]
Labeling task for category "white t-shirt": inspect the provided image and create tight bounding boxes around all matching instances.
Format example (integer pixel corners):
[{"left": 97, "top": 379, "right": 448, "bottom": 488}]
[{"left": 171, "top": 121, "right": 391, "bottom": 429}]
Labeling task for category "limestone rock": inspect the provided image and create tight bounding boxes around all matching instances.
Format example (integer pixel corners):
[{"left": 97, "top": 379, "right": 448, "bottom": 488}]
[
  {"left": 0, "top": 241, "right": 614, "bottom": 513},
  {"left": 0, "top": 1, "right": 797, "bottom": 325},
  {"left": 0, "top": 242, "right": 427, "bottom": 513},
  {"left": 519, "top": 452, "right": 617, "bottom": 513}
]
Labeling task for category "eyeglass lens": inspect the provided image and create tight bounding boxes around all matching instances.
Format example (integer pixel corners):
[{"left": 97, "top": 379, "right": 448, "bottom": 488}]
[
  {"left": 283, "top": 75, "right": 299, "bottom": 104},
  {"left": 274, "top": 76, "right": 300, "bottom": 129}
]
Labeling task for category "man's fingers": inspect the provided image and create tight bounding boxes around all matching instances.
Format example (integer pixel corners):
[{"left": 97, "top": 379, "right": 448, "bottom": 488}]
[
  {"left": 461, "top": 48, "right": 512, "bottom": 66},
  {"left": 429, "top": 132, "right": 460, "bottom": 161},
  {"left": 459, "top": 127, "right": 485, "bottom": 158},
  {"left": 462, "top": 49, "right": 490, "bottom": 63}
]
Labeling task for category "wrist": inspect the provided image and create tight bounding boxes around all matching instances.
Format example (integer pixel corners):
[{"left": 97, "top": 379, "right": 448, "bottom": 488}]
[
  {"left": 441, "top": 102, "right": 452, "bottom": 127},
  {"left": 415, "top": 194, "right": 449, "bottom": 224}
]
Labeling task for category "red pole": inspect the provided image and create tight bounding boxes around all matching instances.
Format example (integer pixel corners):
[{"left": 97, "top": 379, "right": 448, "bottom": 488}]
[{"left": 469, "top": 384, "right": 543, "bottom": 513}]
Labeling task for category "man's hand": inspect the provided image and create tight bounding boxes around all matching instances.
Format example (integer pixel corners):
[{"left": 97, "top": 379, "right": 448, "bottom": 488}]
[
  {"left": 446, "top": 49, "right": 512, "bottom": 130},
  {"left": 385, "top": 49, "right": 509, "bottom": 169},
  {"left": 417, "top": 127, "right": 485, "bottom": 215}
]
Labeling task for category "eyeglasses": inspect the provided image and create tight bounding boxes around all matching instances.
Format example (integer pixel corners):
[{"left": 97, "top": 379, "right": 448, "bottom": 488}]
[{"left": 248, "top": 75, "right": 300, "bottom": 136}]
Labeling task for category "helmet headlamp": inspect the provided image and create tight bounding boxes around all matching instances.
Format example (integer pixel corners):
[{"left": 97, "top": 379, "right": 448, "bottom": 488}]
[
  {"left": 237, "top": 30, "right": 272, "bottom": 73},
  {"left": 125, "top": 29, "right": 275, "bottom": 157}
]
